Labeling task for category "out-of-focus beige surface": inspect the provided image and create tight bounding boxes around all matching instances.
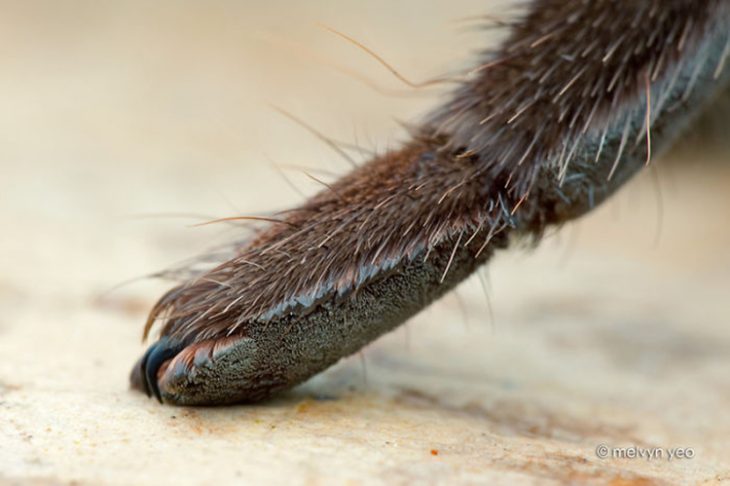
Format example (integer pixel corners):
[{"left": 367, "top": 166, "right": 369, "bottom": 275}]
[{"left": 1, "top": 2, "right": 729, "bottom": 485}]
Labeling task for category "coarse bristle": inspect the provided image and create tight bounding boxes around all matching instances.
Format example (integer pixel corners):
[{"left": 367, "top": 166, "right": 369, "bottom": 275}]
[{"left": 143, "top": 0, "right": 730, "bottom": 348}]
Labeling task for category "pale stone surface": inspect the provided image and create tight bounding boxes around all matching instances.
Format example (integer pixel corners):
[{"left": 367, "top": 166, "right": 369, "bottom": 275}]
[{"left": 1, "top": 2, "right": 729, "bottom": 485}]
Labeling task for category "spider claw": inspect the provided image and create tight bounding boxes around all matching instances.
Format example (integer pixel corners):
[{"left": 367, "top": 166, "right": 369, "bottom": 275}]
[{"left": 136, "top": 337, "right": 184, "bottom": 403}]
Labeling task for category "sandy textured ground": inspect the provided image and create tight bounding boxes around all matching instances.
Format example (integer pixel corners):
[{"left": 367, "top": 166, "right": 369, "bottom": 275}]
[{"left": 1, "top": 1, "right": 729, "bottom": 485}]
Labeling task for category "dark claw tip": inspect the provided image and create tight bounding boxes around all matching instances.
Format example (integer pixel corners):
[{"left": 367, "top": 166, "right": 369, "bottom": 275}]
[{"left": 131, "top": 337, "right": 185, "bottom": 404}]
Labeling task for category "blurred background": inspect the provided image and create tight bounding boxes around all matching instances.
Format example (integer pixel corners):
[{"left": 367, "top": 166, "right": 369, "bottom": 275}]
[{"left": 1, "top": 1, "right": 729, "bottom": 484}]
